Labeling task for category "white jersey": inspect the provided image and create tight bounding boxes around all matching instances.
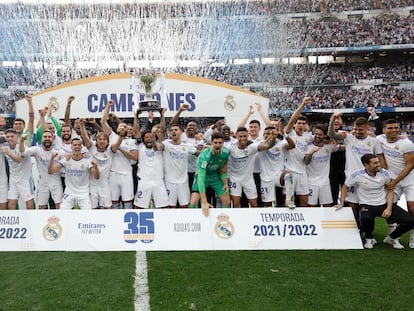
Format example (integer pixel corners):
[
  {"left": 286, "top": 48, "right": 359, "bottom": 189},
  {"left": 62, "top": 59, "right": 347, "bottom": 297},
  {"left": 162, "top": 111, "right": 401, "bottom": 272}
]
[
  {"left": 377, "top": 134, "right": 414, "bottom": 181},
  {"left": 88, "top": 142, "right": 114, "bottom": 186},
  {"left": 306, "top": 143, "right": 339, "bottom": 186},
  {"left": 4, "top": 144, "right": 33, "bottom": 183},
  {"left": 228, "top": 143, "right": 259, "bottom": 182},
  {"left": 137, "top": 143, "right": 164, "bottom": 181},
  {"left": 345, "top": 168, "right": 391, "bottom": 206},
  {"left": 251, "top": 136, "right": 264, "bottom": 174},
  {"left": 284, "top": 130, "right": 313, "bottom": 174},
  {"left": 59, "top": 156, "right": 92, "bottom": 195},
  {"left": 259, "top": 139, "right": 286, "bottom": 182},
  {"left": 162, "top": 140, "right": 197, "bottom": 183},
  {"left": 181, "top": 133, "right": 203, "bottom": 173},
  {"left": 109, "top": 132, "right": 138, "bottom": 175},
  {"left": 22, "top": 145, "right": 63, "bottom": 184},
  {"left": 53, "top": 135, "right": 63, "bottom": 148},
  {"left": 344, "top": 134, "right": 382, "bottom": 177},
  {"left": 223, "top": 137, "right": 237, "bottom": 148},
  {"left": 0, "top": 147, "right": 7, "bottom": 184}
]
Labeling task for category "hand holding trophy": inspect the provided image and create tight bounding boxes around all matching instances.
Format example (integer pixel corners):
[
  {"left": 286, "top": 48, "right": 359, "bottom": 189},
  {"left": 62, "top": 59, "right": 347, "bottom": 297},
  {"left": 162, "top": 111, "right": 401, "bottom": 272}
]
[{"left": 136, "top": 71, "right": 161, "bottom": 113}]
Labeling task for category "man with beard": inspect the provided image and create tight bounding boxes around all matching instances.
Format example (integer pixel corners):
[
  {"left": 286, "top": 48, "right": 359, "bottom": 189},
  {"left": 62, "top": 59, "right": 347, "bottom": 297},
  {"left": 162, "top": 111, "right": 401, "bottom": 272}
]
[
  {"left": 20, "top": 130, "right": 64, "bottom": 209},
  {"left": 79, "top": 118, "right": 123, "bottom": 209},
  {"left": 336, "top": 154, "right": 414, "bottom": 249},
  {"left": 328, "top": 113, "right": 384, "bottom": 225},
  {"left": 1, "top": 129, "right": 34, "bottom": 209},
  {"left": 152, "top": 123, "right": 198, "bottom": 208},
  {"left": 133, "top": 129, "right": 169, "bottom": 209},
  {"left": 304, "top": 124, "right": 342, "bottom": 207},
  {"left": 102, "top": 100, "right": 138, "bottom": 209}
]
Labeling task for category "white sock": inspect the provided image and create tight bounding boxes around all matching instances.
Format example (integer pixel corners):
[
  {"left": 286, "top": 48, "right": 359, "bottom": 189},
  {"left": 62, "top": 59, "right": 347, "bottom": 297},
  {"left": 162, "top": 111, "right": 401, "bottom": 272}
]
[
  {"left": 284, "top": 173, "right": 294, "bottom": 204},
  {"left": 387, "top": 223, "right": 397, "bottom": 234}
]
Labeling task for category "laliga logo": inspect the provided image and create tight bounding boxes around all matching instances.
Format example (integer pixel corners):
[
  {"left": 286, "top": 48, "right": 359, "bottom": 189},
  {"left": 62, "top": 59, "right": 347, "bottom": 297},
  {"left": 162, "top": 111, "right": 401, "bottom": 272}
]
[
  {"left": 215, "top": 213, "right": 235, "bottom": 239},
  {"left": 224, "top": 95, "right": 236, "bottom": 111},
  {"left": 43, "top": 216, "right": 63, "bottom": 241}
]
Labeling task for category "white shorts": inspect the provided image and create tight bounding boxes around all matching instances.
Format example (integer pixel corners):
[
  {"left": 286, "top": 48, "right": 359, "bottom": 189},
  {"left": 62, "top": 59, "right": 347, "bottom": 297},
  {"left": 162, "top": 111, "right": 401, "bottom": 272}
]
[
  {"left": 61, "top": 192, "right": 91, "bottom": 210},
  {"left": 8, "top": 177, "right": 35, "bottom": 202},
  {"left": 290, "top": 172, "right": 309, "bottom": 196},
  {"left": 345, "top": 185, "right": 359, "bottom": 204},
  {"left": 134, "top": 179, "right": 169, "bottom": 208},
  {"left": 229, "top": 178, "right": 257, "bottom": 199},
  {"left": 109, "top": 172, "right": 134, "bottom": 202},
  {"left": 394, "top": 181, "right": 414, "bottom": 202},
  {"left": 90, "top": 183, "right": 112, "bottom": 208},
  {"left": 308, "top": 183, "right": 333, "bottom": 206},
  {"left": 165, "top": 181, "right": 190, "bottom": 206},
  {"left": 0, "top": 176, "right": 8, "bottom": 203},
  {"left": 260, "top": 172, "right": 283, "bottom": 203},
  {"left": 36, "top": 179, "right": 63, "bottom": 206}
]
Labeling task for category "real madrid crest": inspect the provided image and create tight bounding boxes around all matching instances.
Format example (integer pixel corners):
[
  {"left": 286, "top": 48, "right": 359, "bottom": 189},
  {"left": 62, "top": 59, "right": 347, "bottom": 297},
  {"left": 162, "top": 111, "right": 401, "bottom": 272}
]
[
  {"left": 43, "top": 216, "right": 63, "bottom": 241},
  {"left": 48, "top": 96, "right": 60, "bottom": 113},
  {"left": 224, "top": 95, "right": 236, "bottom": 111},
  {"left": 215, "top": 213, "right": 235, "bottom": 239}
]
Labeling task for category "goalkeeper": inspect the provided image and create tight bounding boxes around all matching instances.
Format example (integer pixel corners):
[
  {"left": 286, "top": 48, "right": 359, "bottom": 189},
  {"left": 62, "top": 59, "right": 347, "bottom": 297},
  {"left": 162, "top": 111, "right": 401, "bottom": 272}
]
[{"left": 189, "top": 132, "right": 230, "bottom": 216}]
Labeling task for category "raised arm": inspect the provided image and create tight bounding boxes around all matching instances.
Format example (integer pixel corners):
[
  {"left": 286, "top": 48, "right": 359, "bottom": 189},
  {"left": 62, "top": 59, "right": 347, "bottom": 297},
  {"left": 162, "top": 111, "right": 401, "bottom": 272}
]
[
  {"left": 79, "top": 118, "right": 92, "bottom": 149},
  {"left": 238, "top": 104, "right": 254, "bottom": 128},
  {"left": 284, "top": 96, "right": 311, "bottom": 134},
  {"left": 64, "top": 96, "right": 75, "bottom": 126},
  {"left": 133, "top": 111, "right": 141, "bottom": 139},
  {"left": 328, "top": 112, "right": 347, "bottom": 141},
  {"left": 157, "top": 108, "right": 167, "bottom": 142},
  {"left": 35, "top": 108, "right": 48, "bottom": 144},
  {"left": 169, "top": 104, "right": 188, "bottom": 127},
  {"left": 255, "top": 103, "right": 272, "bottom": 127},
  {"left": 26, "top": 95, "right": 35, "bottom": 135},
  {"left": 101, "top": 100, "right": 114, "bottom": 136}
]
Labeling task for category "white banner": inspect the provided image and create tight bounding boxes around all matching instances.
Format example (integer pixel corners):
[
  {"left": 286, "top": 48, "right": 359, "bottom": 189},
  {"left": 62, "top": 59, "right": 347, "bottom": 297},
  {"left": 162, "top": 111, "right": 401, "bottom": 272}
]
[
  {"left": 15, "top": 73, "right": 269, "bottom": 131},
  {"left": 0, "top": 208, "right": 362, "bottom": 251}
]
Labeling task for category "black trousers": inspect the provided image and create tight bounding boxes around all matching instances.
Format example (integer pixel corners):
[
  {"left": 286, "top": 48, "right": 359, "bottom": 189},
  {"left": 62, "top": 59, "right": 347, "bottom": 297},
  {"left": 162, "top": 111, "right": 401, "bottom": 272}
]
[{"left": 360, "top": 203, "right": 414, "bottom": 239}]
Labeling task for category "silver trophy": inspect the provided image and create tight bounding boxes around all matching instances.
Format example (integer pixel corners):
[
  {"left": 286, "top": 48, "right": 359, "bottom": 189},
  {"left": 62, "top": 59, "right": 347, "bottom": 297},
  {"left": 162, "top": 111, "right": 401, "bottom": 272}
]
[{"left": 137, "top": 71, "right": 161, "bottom": 112}]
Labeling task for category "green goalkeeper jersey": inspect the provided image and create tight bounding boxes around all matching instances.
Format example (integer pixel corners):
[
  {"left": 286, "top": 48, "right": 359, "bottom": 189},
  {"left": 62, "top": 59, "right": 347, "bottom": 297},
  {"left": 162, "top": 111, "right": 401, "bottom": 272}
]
[{"left": 195, "top": 146, "right": 229, "bottom": 193}]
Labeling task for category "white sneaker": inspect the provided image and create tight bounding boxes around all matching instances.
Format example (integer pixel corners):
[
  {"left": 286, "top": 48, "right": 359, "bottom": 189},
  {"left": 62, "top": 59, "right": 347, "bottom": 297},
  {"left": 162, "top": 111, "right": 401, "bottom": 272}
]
[
  {"left": 364, "top": 238, "right": 375, "bottom": 249},
  {"left": 383, "top": 236, "right": 404, "bottom": 249},
  {"left": 286, "top": 200, "right": 296, "bottom": 209},
  {"left": 409, "top": 230, "right": 414, "bottom": 249}
]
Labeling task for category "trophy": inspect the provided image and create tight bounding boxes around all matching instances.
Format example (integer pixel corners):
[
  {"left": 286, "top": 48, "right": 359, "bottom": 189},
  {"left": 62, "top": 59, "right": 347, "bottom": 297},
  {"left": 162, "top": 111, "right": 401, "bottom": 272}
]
[{"left": 136, "top": 71, "right": 161, "bottom": 112}]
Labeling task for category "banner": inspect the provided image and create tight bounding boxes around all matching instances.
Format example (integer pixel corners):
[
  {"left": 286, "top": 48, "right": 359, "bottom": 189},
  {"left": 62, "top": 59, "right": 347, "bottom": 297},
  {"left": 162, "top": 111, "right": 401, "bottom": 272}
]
[
  {"left": 15, "top": 73, "right": 269, "bottom": 131},
  {"left": 0, "top": 208, "right": 362, "bottom": 251}
]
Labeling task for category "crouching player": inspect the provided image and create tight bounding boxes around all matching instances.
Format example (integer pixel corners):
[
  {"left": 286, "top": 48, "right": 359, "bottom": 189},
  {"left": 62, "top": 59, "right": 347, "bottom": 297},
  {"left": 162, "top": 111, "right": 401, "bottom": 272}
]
[{"left": 189, "top": 132, "right": 230, "bottom": 216}]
